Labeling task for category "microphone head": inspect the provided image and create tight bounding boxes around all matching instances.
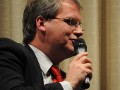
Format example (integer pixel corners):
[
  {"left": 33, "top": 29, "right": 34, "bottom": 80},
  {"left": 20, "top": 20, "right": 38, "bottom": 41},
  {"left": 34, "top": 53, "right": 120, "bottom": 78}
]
[{"left": 73, "top": 38, "right": 87, "bottom": 54}]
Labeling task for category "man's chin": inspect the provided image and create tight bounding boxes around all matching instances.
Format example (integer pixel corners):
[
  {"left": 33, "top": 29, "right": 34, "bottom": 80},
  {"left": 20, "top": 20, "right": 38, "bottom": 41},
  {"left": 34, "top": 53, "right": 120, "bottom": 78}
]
[
  {"left": 63, "top": 45, "right": 75, "bottom": 57},
  {"left": 69, "top": 46, "right": 75, "bottom": 52},
  {"left": 66, "top": 48, "right": 75, "bottom": 57}
]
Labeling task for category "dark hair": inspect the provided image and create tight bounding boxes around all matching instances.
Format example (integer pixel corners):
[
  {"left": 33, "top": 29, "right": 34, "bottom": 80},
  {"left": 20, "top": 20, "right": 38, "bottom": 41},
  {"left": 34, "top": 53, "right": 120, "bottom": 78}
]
[{"left": 22, "top": 0, "right": 82, "bottom": 44}]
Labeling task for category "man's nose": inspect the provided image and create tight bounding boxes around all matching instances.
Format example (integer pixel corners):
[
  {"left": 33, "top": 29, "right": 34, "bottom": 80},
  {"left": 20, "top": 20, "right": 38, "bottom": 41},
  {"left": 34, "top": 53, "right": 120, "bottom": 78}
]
[{"left": 72, "top": 25, "right": 84, "bottom": 38}]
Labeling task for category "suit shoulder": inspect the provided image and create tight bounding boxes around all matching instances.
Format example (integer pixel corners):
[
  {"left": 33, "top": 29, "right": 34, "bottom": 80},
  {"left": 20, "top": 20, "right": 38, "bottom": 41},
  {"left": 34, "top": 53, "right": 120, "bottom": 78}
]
[
  {"left": 0, "top": 38, "right": 21, "bottom": 47},
  {"left": 0, "top": 38, "right": 29, "bottom": 61},
  {"left": 0, "top": 38, "right": 24, "bottom": 51}
]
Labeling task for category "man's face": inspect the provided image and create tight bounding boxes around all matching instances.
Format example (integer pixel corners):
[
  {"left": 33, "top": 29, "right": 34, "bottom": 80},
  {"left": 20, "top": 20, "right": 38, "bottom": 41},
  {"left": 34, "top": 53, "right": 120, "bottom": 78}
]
[{"left": 43, "top": 0, "right": 83, "bottom": 61}]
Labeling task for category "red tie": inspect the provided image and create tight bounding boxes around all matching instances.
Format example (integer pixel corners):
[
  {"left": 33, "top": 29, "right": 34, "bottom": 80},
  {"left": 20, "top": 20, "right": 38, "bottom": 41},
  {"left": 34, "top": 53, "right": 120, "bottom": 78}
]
[{"left": 50, "top": 65, "right": 63, "bottom": 83}]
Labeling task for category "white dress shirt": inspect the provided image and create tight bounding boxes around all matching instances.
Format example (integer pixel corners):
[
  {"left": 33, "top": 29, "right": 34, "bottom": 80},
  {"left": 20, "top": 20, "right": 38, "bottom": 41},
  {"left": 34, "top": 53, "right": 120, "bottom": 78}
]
[{"left": 29, "top": 45, "right": 73, "bottom": 90}]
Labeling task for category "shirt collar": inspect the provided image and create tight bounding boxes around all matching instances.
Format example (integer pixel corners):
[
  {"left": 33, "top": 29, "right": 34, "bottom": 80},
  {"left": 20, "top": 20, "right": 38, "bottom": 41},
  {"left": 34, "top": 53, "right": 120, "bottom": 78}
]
[{"left": 29, "top": 44, "right": 53, "bottom": 75}]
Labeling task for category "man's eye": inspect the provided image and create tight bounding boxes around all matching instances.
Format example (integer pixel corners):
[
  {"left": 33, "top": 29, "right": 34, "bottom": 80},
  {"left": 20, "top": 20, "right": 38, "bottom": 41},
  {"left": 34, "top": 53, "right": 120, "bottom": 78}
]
[
  {"left": 70, "top": 19, "right": 78, "bottom": 26},
  {"left": 63, "top": 19, "right": 71, "bottom": 25}
]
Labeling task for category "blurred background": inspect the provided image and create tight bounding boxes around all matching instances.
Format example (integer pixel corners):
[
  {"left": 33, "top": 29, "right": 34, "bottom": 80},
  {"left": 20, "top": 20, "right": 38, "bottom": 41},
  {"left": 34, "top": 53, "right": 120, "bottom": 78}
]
[{"left": 0, "top": 0, "right": 120, "bottom": 90}]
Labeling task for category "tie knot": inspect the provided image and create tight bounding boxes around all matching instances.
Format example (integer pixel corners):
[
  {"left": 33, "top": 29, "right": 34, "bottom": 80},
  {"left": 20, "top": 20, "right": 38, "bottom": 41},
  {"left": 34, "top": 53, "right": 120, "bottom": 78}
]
[
  {"left": 50, "top": 65, "right": 63, "bottom": 82},
  {"left": 50, "top": 65, "right": 61, "bottom": 76}
]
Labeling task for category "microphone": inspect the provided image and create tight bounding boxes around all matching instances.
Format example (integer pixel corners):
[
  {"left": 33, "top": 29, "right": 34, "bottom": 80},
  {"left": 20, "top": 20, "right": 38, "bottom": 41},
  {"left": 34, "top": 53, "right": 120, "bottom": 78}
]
[{"left": 74, "top": 38, "right": 90, "bottom": 89}]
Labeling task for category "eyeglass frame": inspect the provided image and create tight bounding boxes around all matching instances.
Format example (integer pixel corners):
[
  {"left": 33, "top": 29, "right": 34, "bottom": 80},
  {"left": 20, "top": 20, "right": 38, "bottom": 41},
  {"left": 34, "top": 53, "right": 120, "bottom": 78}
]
[{"left": 47, "top": 17, "right": 85, "bottom": 31}]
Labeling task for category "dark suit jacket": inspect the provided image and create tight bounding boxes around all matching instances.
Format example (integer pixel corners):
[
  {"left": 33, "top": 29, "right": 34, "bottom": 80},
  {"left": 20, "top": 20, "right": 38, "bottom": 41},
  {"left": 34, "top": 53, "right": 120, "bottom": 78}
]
[
  {"left": 0, "top": 38, "right": 64, "bottom": 90},
  {"left": 0, "top": 38, "right": 85, "bottom": 90}
]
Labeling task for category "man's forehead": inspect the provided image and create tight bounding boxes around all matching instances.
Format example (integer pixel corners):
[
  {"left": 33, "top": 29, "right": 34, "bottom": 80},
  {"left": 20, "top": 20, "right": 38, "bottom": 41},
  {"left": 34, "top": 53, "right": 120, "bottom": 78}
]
[{"left": 60, "top": 0, "right": 79, "bottom": 10}]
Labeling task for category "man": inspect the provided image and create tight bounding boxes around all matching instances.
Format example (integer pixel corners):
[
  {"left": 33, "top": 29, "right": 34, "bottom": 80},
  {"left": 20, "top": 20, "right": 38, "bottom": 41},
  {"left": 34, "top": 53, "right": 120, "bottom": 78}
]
[{"left": 0, "top": 0, "right": 92, "bottom": 90}]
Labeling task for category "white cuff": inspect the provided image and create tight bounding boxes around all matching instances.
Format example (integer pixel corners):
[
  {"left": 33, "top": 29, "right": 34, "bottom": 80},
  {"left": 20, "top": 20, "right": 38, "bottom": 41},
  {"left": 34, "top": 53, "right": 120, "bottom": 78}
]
[{"left": 60, "top": 81, "right": 73, "bottom": 90}]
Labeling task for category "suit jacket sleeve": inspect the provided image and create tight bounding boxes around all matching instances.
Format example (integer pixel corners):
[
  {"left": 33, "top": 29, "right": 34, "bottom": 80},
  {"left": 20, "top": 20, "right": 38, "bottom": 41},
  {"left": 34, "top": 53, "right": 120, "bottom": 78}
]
[{"left": 0, "top": 38, "right": 63, "bottom": 90}]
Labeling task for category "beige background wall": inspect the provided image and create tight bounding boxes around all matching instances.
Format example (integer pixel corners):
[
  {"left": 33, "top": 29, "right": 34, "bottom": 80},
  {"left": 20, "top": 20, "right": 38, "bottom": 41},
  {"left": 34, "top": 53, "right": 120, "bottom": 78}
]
[
  {"left": 0, "top": 0, "right": 120, "bottom": 90},
  {"left": 0, "top": 0, "right": 27, "bottom": 43}
]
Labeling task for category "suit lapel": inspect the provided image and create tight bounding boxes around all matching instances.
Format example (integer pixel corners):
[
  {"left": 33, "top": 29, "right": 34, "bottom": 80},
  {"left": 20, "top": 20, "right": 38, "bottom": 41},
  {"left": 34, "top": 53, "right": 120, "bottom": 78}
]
[{"left": 24, "top": 45, "right": 44, "bottom": 85}]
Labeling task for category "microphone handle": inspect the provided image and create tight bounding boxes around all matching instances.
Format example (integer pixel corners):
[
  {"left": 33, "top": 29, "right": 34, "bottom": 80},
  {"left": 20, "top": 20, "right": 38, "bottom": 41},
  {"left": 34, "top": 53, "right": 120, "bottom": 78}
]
[{"left": 81, "top": 76, "right": 90, "bottom": 89}]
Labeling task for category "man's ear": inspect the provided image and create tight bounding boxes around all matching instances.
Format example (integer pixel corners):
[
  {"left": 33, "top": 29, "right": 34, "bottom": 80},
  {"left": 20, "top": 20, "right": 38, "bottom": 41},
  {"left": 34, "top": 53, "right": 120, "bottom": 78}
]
[{"left": 36, "top": 16, "right": 46, "bottom": 31}]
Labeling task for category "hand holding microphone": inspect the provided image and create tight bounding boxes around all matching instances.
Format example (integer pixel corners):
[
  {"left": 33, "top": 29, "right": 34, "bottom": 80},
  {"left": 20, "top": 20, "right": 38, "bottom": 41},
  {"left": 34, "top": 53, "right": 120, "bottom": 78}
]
[{"left": 74, "top": 38, "right": 91, "bottom": 89}]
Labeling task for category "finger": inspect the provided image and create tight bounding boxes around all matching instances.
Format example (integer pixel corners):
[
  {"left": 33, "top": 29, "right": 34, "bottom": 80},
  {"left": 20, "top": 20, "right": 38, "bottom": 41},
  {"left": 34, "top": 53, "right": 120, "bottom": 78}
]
[
  {"left": 86, "top": 69, "right": 93, "bottom": 80},
  {"left": 77, "top": 55, "right": 92, "bottom": 64},
  {"left": 72, "top": 52, "right": 88, "bottom": 62},
  {"left": 84, "top": 63, "right": 92, "bottom": 70},
  {"left": 83, "top": 64, "right": 93, "bottom": 80},
  {"left": 82, "top": 57, "right": 92, "bottom": 64}
]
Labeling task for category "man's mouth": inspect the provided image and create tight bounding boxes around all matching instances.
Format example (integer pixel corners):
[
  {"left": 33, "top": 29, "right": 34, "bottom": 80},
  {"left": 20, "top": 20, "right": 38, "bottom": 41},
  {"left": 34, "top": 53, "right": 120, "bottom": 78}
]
[{"left": 69, "top": 38, "right": 78, "bottom": 47}]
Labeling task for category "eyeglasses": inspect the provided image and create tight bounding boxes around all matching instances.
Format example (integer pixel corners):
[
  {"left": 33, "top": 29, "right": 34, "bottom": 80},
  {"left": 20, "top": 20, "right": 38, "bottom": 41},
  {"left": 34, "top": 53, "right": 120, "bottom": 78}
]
[{"left": 50, "top": 18, "right": 84, "bottom": 31}]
